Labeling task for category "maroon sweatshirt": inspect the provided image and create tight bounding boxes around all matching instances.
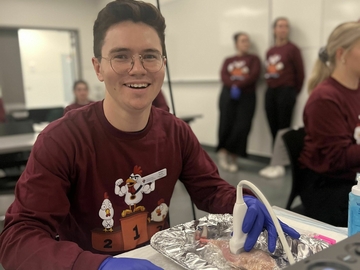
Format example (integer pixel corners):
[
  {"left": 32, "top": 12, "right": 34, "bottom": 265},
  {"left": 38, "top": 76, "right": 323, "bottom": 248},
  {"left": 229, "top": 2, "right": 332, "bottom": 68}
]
[
  {"left": 63, "top": 101, "right": 94, "bottom": 115},
  {"left": 265, "top": 42, "right": 304, "bottom": 93},
  {"left": 0, "top": 98, "right": 5, "bottom": 123},
  {"left": 299, "top": 77, "right": 360, "bottom": 180},
  {"left": 220, "top": 54, "right": 261, "bottom": 93},
  {"left": 152, "top": 90, "right": 169, "bottom": 112},
  {"left": 0, "top": 101, "right": 252, "bottom": 270}
]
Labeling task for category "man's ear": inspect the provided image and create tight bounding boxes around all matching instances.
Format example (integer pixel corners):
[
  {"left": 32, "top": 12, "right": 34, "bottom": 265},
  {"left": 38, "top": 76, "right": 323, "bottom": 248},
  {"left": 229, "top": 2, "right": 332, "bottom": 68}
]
[{"left": 92, "top": 57, "right": 104, "bottom": 82}]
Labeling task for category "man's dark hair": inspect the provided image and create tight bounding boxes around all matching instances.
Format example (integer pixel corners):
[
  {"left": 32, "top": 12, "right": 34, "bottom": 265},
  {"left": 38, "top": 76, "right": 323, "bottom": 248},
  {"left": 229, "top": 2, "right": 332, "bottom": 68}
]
[
  {"left": 273, "top": 17, "right": 289, "bottom": 29},
  {"left": 233, "top": 32, "right": 247, "bottom": 44},
  {"left": 73, "top": 80, "right": 88, "bottom": 91},
  {"left": 93, "top": 0, "right": 166, "bottom": 60}
]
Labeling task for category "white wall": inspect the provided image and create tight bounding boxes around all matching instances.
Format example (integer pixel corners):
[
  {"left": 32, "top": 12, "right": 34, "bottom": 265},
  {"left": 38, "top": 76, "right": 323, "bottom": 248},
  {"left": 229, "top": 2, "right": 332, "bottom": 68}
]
[{"left": 161, "top": 0, "right": 272, "bottom": 155}]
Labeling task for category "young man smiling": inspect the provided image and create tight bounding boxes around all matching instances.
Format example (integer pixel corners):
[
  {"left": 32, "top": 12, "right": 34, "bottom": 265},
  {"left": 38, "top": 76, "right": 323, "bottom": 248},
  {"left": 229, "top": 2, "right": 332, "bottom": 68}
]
[{"left": 0, "top": 1, "right": 299, "bottom": 269}]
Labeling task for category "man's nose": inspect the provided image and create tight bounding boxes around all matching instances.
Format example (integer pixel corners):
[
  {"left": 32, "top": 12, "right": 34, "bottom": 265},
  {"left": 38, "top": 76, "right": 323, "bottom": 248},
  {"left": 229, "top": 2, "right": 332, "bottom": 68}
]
[{"left": 128, "top": 55, "right": 147, "bottom": 74}]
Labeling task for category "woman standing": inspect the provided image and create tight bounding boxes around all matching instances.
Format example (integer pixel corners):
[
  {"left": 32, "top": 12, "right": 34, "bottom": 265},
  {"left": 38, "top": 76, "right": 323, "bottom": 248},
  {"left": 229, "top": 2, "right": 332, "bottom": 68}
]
[
  {"left": 299, "top": 22, "right": 360, "bottom": 226},
  {"left": 217, "top": 32, "right": 261, "bottom": 172},
  {"left": 64, "top": 80, "right": 93, "bottom": 115},
  {"left": 260, "top": 17, "right": 304, "bottom": 178}
]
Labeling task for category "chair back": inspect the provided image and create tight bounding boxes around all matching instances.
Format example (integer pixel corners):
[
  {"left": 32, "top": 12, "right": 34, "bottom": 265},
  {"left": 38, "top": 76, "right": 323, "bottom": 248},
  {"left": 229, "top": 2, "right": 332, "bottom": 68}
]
[{"left": 282, "top": 127, "right": 306, "bottom": 209}]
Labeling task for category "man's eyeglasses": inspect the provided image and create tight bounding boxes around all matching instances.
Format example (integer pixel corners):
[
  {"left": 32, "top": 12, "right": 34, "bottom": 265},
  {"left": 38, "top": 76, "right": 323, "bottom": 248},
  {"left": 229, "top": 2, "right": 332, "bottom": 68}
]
[{"left": 101, "top": 52, "right": 166, "bottom": 74}]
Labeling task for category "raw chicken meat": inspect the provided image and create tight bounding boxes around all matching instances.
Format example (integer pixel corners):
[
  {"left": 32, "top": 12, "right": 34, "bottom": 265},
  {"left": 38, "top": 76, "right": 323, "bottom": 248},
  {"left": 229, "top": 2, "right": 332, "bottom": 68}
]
[{"left": 200, "top": 239, "right": 278, "bottom": 270}]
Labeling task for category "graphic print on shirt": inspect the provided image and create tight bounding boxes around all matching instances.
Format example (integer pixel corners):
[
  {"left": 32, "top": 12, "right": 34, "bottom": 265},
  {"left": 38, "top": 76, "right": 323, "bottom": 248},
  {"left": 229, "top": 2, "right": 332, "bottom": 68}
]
[
  {"left": 98, "top": 192, "right": 115, "bottom": 232},
  {"left": 265, "top": 54, "right": 284, "bottom": 79},
  {"left": 149, "top": 198, "right": 169, "bottom": 222},
  {"left": 91, "top": 165, "right": 168, "bottom": 253},
  {"left": 227, "top": 60, "right": 249, "bottom": 81},
  {"left": 354, "top": 116, "right": 360, "bottom": 145}
]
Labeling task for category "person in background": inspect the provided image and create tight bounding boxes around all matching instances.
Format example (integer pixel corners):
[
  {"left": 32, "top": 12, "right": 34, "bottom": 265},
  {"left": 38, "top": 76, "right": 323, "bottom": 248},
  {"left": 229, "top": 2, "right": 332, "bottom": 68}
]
[
  {"left": 64, "top": 80, "right": 93, "bottom": 115},
  {"left": 0, "top": 98, "right": 5, "bottom": 123},
  {"left": 298, "top": 22, "right": 360, "bottom": 227},
  {"left": 152, "top": 89, "right": 169, "bottom": 112},
  {"left": 0, "top": 1, "right": 299, "bottom": 269},
  {"left": 259, "top": 17, "right": 304, "bottom": 179},
  {"left": 217, "top": 32, "right": 261, "bottom": 172}
]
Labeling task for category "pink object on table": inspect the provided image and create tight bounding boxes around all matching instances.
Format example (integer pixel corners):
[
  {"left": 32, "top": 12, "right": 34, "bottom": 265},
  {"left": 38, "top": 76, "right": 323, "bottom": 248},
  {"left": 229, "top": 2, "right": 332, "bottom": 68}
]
[{"left": 313, "top": 234, "right": 336, "bottom": 245}]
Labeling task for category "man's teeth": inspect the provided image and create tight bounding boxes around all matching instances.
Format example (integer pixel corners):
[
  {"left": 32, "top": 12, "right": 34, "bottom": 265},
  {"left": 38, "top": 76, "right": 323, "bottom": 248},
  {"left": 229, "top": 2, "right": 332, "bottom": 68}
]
[{"left": 126, "top": 83, "right": 149, "bottom": 88}]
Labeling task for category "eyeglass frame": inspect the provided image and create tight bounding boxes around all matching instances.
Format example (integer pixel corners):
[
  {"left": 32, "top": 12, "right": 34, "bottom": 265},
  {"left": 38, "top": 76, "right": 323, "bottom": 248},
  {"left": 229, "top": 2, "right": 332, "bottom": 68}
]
[{"left": 100, "top": 53, "right": 166, "bottom": 75}]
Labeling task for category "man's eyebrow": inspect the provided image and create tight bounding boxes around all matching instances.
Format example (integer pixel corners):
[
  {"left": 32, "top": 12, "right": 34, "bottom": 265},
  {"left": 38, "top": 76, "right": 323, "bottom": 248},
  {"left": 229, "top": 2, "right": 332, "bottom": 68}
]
[
  {"left": 108, "top": 48, "right": 162, "bottom": 55},
  {"left": 108, "top": 48, "right": 131, "bottom": 55},
  {"left": 143, "top": 48, "right": 162, "bottom": 54}
]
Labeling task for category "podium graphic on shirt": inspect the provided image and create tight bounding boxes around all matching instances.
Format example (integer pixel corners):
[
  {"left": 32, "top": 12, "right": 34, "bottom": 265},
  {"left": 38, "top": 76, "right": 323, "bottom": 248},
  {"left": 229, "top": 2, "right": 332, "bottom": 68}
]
[
  {"left": 265, "top": 54, "right": 284, "bottom": 79},
  {"left": 92, "top": 166, "right": 168, "bottom": 253},
  {"left": 354, "top": 123, "right": 360, "bottom": 145}
]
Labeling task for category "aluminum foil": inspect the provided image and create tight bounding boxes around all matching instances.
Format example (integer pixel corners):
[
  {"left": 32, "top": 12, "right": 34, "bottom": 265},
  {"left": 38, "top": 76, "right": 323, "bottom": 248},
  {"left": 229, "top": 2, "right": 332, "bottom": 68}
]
[{"left": 150, "top": 214, "right": 330, "bottom": 270}]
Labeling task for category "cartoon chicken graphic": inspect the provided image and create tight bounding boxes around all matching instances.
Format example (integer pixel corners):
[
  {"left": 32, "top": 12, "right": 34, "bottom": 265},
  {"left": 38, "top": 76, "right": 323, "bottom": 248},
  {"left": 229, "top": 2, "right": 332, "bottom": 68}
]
[
  {"left": 265, "top": 54, "right": 284, "bottom": 79},
  {"left": 150, "top": 199, "right": 169, "bottom": 222},
  {"left": 115, "top": 165, "right": 155, "bottom": 217},
  {"left": 98, "top": 192, "right": 114, "bottom": 232},
  {"left": 354, "top": 123, "right": 360, "bottom": 145},
  {"left": 228, "top": 60, "right": 249, "bottom": 81}
]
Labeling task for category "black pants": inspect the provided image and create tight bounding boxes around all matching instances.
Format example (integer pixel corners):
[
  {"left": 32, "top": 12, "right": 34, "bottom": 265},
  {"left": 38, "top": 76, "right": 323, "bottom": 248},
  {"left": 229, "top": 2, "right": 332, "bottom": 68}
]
[
  {"left": 299, "top": 168, "right": 355, "bottom": 227},
  {"left": 265, "top": 86, "right": 297, "bottom": 143},
  {"left": 217, "top": 87, "right": 256, "bottom": 157}
]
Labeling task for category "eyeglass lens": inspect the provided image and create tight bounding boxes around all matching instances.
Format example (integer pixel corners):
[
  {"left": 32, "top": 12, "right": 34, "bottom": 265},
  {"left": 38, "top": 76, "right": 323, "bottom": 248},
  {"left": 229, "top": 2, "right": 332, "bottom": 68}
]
[{"left": 110, "top": 53, "right": 164, "bottom": 74}]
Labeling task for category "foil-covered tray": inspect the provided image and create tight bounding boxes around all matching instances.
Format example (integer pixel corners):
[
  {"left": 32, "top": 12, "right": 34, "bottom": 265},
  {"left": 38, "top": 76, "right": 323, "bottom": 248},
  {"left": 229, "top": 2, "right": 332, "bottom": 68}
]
[{"left": 150, "top": 214, "right": 330, "bottom": 270}]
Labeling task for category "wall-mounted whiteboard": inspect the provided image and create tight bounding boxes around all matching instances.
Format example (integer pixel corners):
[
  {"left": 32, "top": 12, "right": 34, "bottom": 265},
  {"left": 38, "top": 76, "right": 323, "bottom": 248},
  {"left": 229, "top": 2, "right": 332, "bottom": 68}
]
[{"left": 161, "top": 0, "right": 270, "bottom": 82}]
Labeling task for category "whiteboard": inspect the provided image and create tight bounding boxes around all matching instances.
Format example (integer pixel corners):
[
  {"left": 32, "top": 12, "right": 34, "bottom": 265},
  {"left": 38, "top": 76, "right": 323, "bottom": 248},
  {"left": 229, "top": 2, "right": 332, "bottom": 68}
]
[{"left": 160, "top": 0, "right": 270, "bottom": 82}]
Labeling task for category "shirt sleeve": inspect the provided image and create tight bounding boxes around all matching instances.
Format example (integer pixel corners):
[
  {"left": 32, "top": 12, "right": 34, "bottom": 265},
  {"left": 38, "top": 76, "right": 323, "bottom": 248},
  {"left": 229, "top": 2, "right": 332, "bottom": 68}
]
[
  {"left": 303, "top": 98, "right": 360, "bottom": 173},
  {"left": 0, "top": 133, "right": 108, "bottom": 270},
  {"left": 0, "top": 98, "right": 6, "bottom": 123},
  {"left": 292, "top": 46, "right": 305, "bottom": 93},
  {"left": 234, "top": 56, "right": 261, "bottom": 90},
  {"left": 220, "top": 58, "right": 234, "bottom": 88},
  {"left": 178, "top": 124, "right": 253, "bottom": 214},
  {"left": 63, "top": 105, "right": 71, "bottom": 115}
]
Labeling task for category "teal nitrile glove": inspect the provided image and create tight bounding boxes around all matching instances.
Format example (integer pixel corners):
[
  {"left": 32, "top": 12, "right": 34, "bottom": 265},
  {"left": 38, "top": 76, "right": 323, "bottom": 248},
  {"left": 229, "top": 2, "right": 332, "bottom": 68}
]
[
  {"left": 99, "top": 257, "right": 163, "bottom": 270},
  {"left": 242, "top": 195, "right": 300, "bottom": 252}
]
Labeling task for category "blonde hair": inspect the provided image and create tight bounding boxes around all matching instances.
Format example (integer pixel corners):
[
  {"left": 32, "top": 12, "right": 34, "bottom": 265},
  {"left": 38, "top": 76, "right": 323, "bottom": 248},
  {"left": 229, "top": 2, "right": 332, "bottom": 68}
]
[{"left": 308, "top": 22, "right": 360, "bottom": 93}]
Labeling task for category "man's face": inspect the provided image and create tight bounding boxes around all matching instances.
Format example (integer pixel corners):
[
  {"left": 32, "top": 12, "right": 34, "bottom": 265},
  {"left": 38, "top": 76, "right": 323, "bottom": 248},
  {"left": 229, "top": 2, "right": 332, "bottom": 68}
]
[
  {"left": 74, "top": 83, "right": 88, "bottom": 103},
  {"left": 93, "top": 21, "right": 165, "bottom": 113},
  {"left": 274, "top": 19, "right": 289, "bottom": 41},
  {"left": 236, "top": 35, "right": 250, "bottom": 54}
]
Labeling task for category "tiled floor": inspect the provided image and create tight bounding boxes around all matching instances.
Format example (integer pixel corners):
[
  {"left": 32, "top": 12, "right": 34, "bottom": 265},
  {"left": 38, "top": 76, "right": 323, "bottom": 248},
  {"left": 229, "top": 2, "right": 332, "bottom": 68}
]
[{"left": 0, "top": 150, "right": 297, "bottom": 269}]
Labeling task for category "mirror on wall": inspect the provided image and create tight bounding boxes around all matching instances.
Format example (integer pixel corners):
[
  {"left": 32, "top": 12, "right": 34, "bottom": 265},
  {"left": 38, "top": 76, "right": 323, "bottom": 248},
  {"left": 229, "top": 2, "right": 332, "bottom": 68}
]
[{"left": 0, "top": 27, "right": 81, "bottom": 113}]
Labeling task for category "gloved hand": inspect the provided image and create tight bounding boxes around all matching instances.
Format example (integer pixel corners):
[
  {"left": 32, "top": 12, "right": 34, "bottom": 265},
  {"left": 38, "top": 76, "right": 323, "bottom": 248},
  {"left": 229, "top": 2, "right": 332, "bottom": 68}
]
[
  {"left": 242, "top": 195, "right": 300, "bottom": 253},
  {"left": 99, "top": 257, "right": 163, "bottom": 270},
  {"left": 230, "top": 85, "right": 241, "bottom": 100}
]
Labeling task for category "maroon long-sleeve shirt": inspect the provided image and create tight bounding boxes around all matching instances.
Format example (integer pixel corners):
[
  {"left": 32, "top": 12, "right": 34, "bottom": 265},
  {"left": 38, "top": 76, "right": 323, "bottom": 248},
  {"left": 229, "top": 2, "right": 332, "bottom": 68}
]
[
  {"left": 265, "top": 42, "right": 304, "bottom": 93},
  {"left": 0, "top": 101, "right": 252, "bottom": 270},
  {"left": 220, "top": 54, "right": 261, "bottom": 93},
  {"left": 63, "top": 101, "right": 94, "bottom": 115},
  {"left": 299, "top": 77, "right": 360, "bottom": 180},
  {"left": 0, "top": 98, "right": 6, "bottom": 123},
  {"left": 152, "top": 90, "right": 169, "bottom": 112}
]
